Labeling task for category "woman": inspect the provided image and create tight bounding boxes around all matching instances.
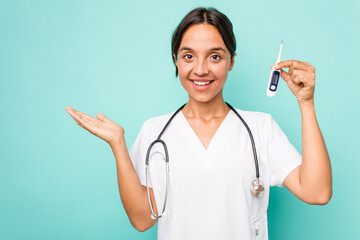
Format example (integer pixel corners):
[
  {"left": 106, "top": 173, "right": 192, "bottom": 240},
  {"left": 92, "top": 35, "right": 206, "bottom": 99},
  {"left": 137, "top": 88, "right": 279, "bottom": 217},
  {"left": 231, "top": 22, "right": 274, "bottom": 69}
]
[{"left": 65, "top": 7, "right": 332, "bottom": 240}]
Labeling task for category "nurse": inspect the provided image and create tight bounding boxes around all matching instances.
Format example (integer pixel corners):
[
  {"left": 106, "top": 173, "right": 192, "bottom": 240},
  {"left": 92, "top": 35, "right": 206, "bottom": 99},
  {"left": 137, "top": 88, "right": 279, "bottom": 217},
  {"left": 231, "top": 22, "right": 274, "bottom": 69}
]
[{"left": 65, "top": 7, "right": 332, "bottom": 240}]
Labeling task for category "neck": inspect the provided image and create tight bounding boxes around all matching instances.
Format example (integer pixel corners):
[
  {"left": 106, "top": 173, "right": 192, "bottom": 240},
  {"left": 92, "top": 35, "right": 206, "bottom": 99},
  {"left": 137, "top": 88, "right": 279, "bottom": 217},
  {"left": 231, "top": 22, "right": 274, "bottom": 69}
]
[{"left": 182, "top": 91, "right": 230, "bottom": 120}]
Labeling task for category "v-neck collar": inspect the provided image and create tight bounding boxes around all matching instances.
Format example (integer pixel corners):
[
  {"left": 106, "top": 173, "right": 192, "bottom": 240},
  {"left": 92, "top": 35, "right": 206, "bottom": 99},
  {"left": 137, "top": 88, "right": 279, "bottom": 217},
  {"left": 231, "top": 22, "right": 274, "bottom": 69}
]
[{"left": 179, "top": 109, "right": 233, "bottom": 153}]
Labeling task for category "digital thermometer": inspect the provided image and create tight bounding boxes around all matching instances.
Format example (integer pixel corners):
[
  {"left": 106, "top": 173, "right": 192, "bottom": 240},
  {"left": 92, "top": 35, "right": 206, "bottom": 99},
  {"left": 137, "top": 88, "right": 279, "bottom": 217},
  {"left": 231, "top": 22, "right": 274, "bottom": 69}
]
[{"left": 266, "top": 40, "right": 284, "bottom": 97}]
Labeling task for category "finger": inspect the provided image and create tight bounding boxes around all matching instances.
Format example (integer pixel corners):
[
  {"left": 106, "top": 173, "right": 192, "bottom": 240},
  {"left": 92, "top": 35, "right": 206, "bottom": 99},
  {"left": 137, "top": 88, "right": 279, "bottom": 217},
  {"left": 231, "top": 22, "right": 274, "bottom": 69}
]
[
  {"left": 65, "top": 107, "right": 86, "bottom": 127},
  {"left": 275, "top": 60, "right": 312, "bottom": 71},
  {"left": 292, "top": 70, "right": 315, "bottom": 87},
  {"left": 280, "top": 69, "right": 292, "bottom": 82},
  {"left": 96, "top": 113, "right": 110, "bottom": 122},
  {"left": 289, "top": 63, "right": 295, "bottom": 77},
  {"left": 304, "top": 62, "right": 316, "bottom": 73},
  {"left": 65, "top": 106, "right": 98, "bottom": 128},
  {"left": 65, "top": 106, "right": 75, "bottom": 116},
  {"left": 74, "top": 109, "right": 96, "bottom": 122},
  {"left": 72, "top": 115, "right": 84, "bottom": 126},
  {"left": 69, "top": 111, "right": 90, "bottom": 128},
  {"left": 292, "top": 69, "right": 313, "bottom": 77},
  {"left": 292, "top": 75, "right": 303, "bottom": 85}
]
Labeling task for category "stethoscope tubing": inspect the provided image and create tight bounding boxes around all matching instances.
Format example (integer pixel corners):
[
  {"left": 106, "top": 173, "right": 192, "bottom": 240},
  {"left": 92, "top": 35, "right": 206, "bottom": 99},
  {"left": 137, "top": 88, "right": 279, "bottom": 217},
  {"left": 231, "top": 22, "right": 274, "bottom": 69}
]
[
  {"left": 225, "top": 102, "right": 260, "bottom": 179},
  {"left": 145, "top": 102, "right": 263, "bottom": 219},
  {"left": 145, "top": 139, "right": 169, "bottom": 219}
]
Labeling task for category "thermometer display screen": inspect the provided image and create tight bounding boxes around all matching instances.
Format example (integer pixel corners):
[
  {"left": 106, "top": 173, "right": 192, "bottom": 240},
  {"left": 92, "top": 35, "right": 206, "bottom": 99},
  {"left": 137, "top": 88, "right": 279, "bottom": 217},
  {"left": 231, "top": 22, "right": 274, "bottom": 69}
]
[{"left": 271, "top": 71, "right": 280, "bottom": 85}]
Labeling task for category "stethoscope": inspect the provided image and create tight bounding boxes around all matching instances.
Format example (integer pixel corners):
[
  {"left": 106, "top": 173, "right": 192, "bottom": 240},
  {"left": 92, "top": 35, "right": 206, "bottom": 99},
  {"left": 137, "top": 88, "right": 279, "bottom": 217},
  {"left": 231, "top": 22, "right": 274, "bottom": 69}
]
[{"left": 145, "top": 102, "right": 265, "bottom": 219}]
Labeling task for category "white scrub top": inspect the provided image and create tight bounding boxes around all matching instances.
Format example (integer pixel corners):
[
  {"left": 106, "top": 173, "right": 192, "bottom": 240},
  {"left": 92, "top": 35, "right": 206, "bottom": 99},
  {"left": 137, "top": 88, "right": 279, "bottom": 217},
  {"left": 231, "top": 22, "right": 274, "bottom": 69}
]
[{"left": 129, "top": 107, "right": 302, "bottom": 240}]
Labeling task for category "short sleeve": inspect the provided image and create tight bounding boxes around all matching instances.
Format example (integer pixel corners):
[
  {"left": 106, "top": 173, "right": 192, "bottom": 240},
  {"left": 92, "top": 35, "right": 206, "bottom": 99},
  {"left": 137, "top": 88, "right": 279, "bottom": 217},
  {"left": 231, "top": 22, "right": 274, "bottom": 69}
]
[
  {"left": 268, "top": 116, "right": 302, "bottom": 187},
  {"left": 129, "top": 120, "right": 153, "bottom": 188}
]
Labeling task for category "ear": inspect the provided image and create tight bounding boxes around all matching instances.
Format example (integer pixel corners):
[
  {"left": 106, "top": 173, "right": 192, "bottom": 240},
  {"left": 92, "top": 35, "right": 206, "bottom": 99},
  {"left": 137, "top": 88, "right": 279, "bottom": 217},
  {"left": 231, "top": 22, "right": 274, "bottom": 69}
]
[
  {"left": 228, "top": 53, "right": 237, "bottom": 71},
  {"left": 173, "top": 54, "right": 177, "bottom": 66}
]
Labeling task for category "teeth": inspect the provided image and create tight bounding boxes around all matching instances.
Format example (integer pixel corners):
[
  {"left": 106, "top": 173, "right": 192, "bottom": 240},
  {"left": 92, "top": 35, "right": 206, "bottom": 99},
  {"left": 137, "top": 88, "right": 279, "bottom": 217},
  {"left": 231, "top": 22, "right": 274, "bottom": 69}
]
[{"left": 193, "top": 81, "right": 211, "bottom": 86}]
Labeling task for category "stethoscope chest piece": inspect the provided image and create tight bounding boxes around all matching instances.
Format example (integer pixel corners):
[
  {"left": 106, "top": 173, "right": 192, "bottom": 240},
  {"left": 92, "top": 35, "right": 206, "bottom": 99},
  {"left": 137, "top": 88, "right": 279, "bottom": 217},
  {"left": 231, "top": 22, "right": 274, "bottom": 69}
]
[
  {"left": 251, "top": 178, "right": 265, "bottom": 198},
  {"left": 145, "top": 102, "right": 266, "bottom": 219}
]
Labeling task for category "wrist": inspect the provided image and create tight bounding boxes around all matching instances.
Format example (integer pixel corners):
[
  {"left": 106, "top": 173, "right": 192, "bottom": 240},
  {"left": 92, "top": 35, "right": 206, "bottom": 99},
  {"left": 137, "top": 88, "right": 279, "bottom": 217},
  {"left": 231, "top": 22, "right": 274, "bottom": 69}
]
[
  {"left": 109, "top": 136, "right": 126, "bottom": 149},
  {"left": 298, "top": 100, "right": 316, "bottom": 117},
  {"left": 298, "top": 99, "right": 314, "bottom": 110}
]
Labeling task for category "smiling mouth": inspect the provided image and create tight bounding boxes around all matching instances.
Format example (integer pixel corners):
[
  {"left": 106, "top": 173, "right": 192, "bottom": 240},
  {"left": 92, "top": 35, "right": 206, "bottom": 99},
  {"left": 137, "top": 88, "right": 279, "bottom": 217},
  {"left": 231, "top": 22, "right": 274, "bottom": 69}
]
[{"left": 191, "top": 80, "right": 214, "bottom": 86}]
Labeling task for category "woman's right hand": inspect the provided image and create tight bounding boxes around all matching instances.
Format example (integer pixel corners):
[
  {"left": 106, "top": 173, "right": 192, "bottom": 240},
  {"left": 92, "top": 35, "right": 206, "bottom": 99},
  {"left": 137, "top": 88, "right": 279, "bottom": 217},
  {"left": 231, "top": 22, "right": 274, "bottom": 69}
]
[{"left": 65, "top": 106, "right": 125, "bottom": 147}]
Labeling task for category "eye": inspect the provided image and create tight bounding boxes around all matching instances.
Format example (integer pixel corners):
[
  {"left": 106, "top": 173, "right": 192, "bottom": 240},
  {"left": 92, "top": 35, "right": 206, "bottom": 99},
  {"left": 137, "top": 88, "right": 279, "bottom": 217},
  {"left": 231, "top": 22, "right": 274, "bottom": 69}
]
[
  {"left": 183, "top": 54, "right": 193, "bottom": 60},
  {"left": 211, "top": 55, "right": 221, "bottom": 61}
]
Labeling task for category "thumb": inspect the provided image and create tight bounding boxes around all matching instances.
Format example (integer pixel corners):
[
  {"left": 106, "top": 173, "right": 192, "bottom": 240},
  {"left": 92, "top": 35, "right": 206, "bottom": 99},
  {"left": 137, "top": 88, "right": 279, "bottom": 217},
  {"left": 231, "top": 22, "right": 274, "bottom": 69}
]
[
  {"left": 280, "top": 68, "right": 291, "bottom": 83},
  {"left": 96, "top": 113, "right": 109, "bottom": 122}
]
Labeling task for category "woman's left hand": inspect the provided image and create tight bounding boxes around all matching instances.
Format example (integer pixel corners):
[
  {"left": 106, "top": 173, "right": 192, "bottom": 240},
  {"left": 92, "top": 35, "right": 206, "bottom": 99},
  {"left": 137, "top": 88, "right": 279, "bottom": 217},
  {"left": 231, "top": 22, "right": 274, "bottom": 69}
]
[{"left": 272, "top": 60, "right": 316, "bottom": 105}]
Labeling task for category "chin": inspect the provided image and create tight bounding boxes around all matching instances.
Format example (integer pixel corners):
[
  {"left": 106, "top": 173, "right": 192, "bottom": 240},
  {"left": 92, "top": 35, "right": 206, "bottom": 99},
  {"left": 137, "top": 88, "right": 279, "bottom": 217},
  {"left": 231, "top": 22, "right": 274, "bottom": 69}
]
[{"left": 189, "top": 94, "right": 215, "bottom": 103}]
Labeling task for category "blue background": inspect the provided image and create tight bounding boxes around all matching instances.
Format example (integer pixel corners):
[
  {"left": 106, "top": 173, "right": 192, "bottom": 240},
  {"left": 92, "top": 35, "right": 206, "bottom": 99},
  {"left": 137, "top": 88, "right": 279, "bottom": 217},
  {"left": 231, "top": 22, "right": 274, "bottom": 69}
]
[{"left": 1, "top": 0, "right": 359, "bottom": 239}]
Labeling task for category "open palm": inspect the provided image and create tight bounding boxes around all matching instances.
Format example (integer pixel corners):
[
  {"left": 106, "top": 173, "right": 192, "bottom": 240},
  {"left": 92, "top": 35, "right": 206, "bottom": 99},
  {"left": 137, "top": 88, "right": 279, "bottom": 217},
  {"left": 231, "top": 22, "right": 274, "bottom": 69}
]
[{"left": 65, "top": 106, "right": 124, "bottom": 146}]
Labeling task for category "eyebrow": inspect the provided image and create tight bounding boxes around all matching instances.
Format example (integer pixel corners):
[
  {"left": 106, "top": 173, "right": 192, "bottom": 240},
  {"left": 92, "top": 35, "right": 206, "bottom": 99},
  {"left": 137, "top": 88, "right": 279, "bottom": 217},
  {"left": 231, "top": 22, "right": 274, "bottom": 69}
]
[{"left": 179, "top": 47, "right": 226, "bottom": 53}]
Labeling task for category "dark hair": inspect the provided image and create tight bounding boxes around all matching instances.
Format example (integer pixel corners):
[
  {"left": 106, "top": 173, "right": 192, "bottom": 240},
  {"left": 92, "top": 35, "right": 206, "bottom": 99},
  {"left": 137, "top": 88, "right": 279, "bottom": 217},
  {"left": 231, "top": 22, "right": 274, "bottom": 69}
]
[{"left": 171, "top": 7, "right": 236, "bottom": 77}]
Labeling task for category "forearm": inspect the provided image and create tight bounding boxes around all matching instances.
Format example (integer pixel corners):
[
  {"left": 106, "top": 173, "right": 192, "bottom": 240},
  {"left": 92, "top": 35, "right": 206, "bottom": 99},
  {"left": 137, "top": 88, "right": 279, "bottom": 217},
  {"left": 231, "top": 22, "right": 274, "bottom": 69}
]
[
  {"left": 299, "top": 101, "right": 332, "bottom": 203},
  {"left": 110, "top": 138, "right": 156, "bottom": 231},
  {"left": 64, "top": 107, "right": 156, "bottom": 229}
]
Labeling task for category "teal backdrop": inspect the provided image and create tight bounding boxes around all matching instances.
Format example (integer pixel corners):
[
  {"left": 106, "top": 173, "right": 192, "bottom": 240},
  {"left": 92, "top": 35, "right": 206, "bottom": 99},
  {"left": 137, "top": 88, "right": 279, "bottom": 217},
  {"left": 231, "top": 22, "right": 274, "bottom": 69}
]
[{"left": 1, "top": 0, "right": 359, "bottom": 239}]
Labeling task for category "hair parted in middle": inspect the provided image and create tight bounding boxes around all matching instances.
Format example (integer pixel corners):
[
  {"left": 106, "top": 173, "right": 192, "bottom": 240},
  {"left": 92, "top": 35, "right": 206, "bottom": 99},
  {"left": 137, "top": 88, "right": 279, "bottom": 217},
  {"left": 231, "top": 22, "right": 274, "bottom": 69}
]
[{"left": 171, "top": 7, "right": 237, "bottom": 77}]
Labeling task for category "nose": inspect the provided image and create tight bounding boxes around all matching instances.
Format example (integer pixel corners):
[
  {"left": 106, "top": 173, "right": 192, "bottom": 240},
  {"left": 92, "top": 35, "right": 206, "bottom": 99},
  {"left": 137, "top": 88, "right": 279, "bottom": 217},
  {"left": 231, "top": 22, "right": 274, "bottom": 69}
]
[{"left": 194, "top": 58, "right": 209, "bottom": 76}]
